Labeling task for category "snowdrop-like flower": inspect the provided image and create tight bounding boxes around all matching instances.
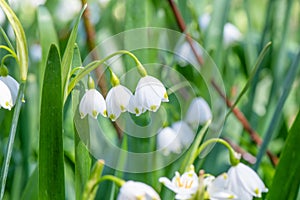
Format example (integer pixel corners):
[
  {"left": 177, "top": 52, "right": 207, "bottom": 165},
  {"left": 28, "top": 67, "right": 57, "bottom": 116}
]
[
  {"left": 171, "top": 121, "right": 195, "bottom": 148},
  {"left": 204, "top": 174, "right": 237, "bottom": 200},
  {"left": 227, "top": 163, "right": 268, "bottom": 200},
  {"left": 223, "top": 23, "right": 242, "bottom": 46},
  {"left": 198, "top": 14, "right": 242, "bottom": 46},
  {"left": 127, "top": 94, "right": 145, "bottom": 116},
  {"left": 159, "top": 165, "right": 198, "bottom": 200},
  {"left": 117, "top": 181, "right": 161, "bottom": 200},
  {"left": 129, "top": 75, "right": 168, "bottom": 115},
  {"left": 185, "top": 97, "right": 212, "bottom": 129},
  {"left": 79, "top": 89, "right": 107, "bottom": 119},
  {"left": 157, "top": 127, "right": 182, "bottom": 156},
  {"left": 106, "top": 85, "right": 132, "bottom": 121},
  {"left": 0, "top": 75, "right": 19, "bottom": 110}
]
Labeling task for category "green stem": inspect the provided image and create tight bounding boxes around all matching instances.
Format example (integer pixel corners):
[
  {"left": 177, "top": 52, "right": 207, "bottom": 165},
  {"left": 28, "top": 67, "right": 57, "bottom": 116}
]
[
  {"left": 108, "top": 68, "right": 120, "bottom": 86},
  {"left": 0, "top": 82, "right": 25, "bottom": 200},
  {"left": 0, "top": 45, "right": 18, "bottom": 61},
  {"left": 97, "top": 175, "right": 125, "bottom": 187},
  {"left": 180, "top": 120, "right": 211, "bottom": 172},
  {"left": 0, "top": 0, "right": 28, "bottom": 81},
  {"left": 196, "top": 138, "right": 240, "bottom": 166},
  {"left": 67, "top": 50, "right": 142, "bottom": 95}
]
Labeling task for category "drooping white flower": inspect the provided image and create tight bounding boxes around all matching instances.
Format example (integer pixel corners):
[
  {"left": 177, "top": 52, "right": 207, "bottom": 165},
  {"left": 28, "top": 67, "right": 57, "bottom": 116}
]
[
  {"left": 185, "top": 97, "right": 212, "bottom": 129},
  {"left": 129, "top": 75, "right": 168, "bottom": 115},
  {"left": 117, "top": 181, "right": 161, "bottom": 200},
  {"left": 0, "top": 75, "right": 19, "bottom": 110},
  {"left": 159, "top": 165, "right": 199, "bottom": 200},
  {"left": 198, "top": 14, "right": 242, "bottom": 46},
  {"left": 204, "top": 174, "right": 237, "bottom": 200},
  {"left": 106, "top": 85, "right": 132, "bottom": 121},
  {"left": 223, "top": 23, "right": 242, "bottom": 46},
  {"left": 227, "top": 163, "right": 268, "bottom": 200},
  {"left": 79, "top": 89, "right": 107, "bottom": 119},
  {"left": 157, "top": 127, "right": 182, "bottom": 156},
  {"left": 127, "top": 94, "right": 145, "bottom": 116},
  {"left": 171, "top": 121, "right": 195, "bottom": 148}
]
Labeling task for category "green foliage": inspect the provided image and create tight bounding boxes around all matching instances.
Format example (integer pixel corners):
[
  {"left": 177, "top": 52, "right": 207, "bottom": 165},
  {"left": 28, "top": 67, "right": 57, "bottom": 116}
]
[
  {"left": 268, "top": 111, "right": 300, "bottom": 199},
  {"left": 39, "top": 45, "right": 64, "bottom": 199}
]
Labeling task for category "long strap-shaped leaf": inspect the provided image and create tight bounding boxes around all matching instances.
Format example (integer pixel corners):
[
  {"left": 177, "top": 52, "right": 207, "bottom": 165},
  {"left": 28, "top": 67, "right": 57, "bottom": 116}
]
[
  {"left": 254, "top": 48, "right": 300, "bottom": 170},
  {"left": 268, "top": 110, "right": 300, "bottom": 199},
  {"left": 39, "top": 45, "right": 65, "bottom": 199}
]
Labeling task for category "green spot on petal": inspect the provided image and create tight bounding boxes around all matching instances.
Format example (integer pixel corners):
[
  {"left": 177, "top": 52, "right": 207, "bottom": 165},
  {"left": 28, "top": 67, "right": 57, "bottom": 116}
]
[
  {"left": 109, "top": 114, "right": 116, "bottom": 120},
  {"left": 92, "top": 110, "right": 98, "bottom": 118},
  {"left": 164, "top": 92, "right": 168, "bottom": 99},
  {"left": 150, "top": 105, "right": 157, "bottom": 111},
  {"left": 134, "top": 108, "right": 140, "bottom": 115},
  {"left": 103, "top": 110, "right": 107, "bottom": 117},
  {"left": 120, "top": 105, "right": 125, "bottom": 112},
  {"left": 254, "top": 188, "right": 260, "bottom": 195}
]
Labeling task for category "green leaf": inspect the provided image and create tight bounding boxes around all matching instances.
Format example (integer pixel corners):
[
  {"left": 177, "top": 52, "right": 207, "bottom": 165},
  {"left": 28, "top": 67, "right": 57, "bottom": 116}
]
[
  {"left": 37, "top": 6, "right": 59, "bottom": 82},
  {"left": 254, "top": 48, "right": 300, "bottom": 169},
  {"left": 21, "top": 168, "right": 38, "bottom": 200},
  {"left": 268, "top": 111, "right": 300, "bottom": 200},
  {"left": 39, "top": 44, "right": 65, "bottom": 199},
  {"left": 62, "top": 5, "right": 86, "bottom": 102},
  {"left": 0, "top": 83, "right": 25, "bottom": 199},
  {"left": 71, "top": 45, "right": 91, "bottom": 200}
]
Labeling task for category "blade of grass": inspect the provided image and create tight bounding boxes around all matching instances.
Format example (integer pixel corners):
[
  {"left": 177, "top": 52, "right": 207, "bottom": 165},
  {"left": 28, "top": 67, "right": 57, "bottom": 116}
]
[
  {"left": 71, "top": 45, "right": 92, "bottom": 200},
  {"left": 254, "top": 48, "right": 300, "bottom": 170},
  {"left": 0, "top": 83, "right": 25, "bottom": 200},
  {"left": 62, "top": 5, "right": 86, "bottom": 102},
  {"left": 226, "top": 42, "right": 272, "bottom": 117},
  {"left": 268, "top": 110, "right": 300, "bottom": 200},
  {"left": 39, "top": 44, "right": 65, "bottom": 199}
]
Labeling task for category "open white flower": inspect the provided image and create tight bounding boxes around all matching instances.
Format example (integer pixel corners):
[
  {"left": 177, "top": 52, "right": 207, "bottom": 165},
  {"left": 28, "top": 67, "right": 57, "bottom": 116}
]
[
  {"left": 159, "top": 165, "right": 198, "bottom": 200},
  {"left": 0, "top": 75, "right": 19, "bottom": 110},
  {"left": 171, "top": 121, "right": 195, "bottom": 148},
  {"left": 117, "top": 181, "right": 161, "bottom": 200},
  {"left": 185, "top": 97, "right": 212, "bottom": 129},
  {"left": 157, "top": 127, "right": 182, "bottom": 156},
  {"left": 79, "top": 89, "right": 106, "bottom": 119},
  {"left": 106, "top": 85, "right": 132, "bottom": 121},
  {"left": 204, "top": 174, "right": 237, "bottom": 200},
  {"left": 227, "top": 163, "right": 268, "bottom": 200},
  {"left": 129, "top": 75, "right": 168, "bottom": 115},
  {"left": 198, "top": 13, "right": 242, "bottom": 46},
  {"left": 127, "top": 94, "right": 145, "bottom": 116}
]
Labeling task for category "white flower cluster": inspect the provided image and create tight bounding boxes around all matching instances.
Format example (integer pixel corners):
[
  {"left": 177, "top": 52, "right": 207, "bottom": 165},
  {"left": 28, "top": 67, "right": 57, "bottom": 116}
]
[
  {"left": 0, "top": 75, "right": 19, "bottom": 110},
  {"left": 79, "top": 75, "right": 168, "bottom": 121},
  {"left": 157, "top": 97, "right": 212, "bottom": 155},
  {"left": 159, "top": 164, "right": 268, "bottom": 200}
]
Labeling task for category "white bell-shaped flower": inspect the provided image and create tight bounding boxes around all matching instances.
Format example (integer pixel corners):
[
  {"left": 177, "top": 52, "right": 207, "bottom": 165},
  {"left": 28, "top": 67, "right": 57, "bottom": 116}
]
[
  {"left": 171, "top": 121, "right": 195, "bottom": 148},
  {"left": 204, "top": 174, "right": 237, "bottom": 200},
  {"left": 117, "top": 181, "right": 161, "bottom": 200},
  {"left": 223, "top": 23, "right": 242, "bottom": 46},
  {"left": 227, "top": 163, "right": 268, "bottom": 200},
  {"left": 127, "top": 94, "right": 145, "bottom": 116},
  {"left": 159, "top": 165, "right": 199, "bottom": 200},
  {"left": 79, "top": 89, "right": 107, "bottom": 119},
  {"left": 157, "top": 127, "right": 182, "bottom": 156},
  {"left": 106, "top": 85, "right": 132, "bottom": 121},
  {"left": 185, "top": 97, "right": 212, "bottom": 129},
  {"left": 130, "top": 75, "right": 168, "bottom": 115},
  {"left": 0, "top": 75, "right": 19, "bottom": 110}
]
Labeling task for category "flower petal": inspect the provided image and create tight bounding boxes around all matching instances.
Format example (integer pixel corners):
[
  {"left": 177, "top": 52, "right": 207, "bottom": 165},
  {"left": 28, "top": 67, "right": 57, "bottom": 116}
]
[
  {"left": 0, "top": 80, "right": 13, "bottom": 110},
  {"left": 185, "top": 97, "right": 212, "bottom": 128},
  {"left": 171, "top": 121, "right": 195, "bottom": 148},
  {"left": 117, "top": 181, "right": 160, "bottom": 200},
  {"left": 106, "top": 85, "right": 132, "bottom": 121},
  {"left": 0, "top": 75, "right": 19, "bottom": 105},
  {"left": 79, "top": 89, "right": 106, "bottom": 119},
  {"left": 157, "top": 127, "right": 182, "bottom": 156}
]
